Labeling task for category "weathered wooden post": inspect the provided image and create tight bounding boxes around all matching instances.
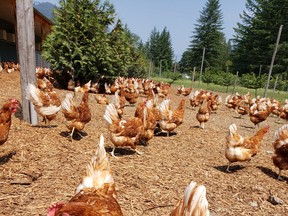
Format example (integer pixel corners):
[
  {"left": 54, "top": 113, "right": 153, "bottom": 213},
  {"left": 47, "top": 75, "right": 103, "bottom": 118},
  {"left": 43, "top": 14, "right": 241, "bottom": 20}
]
[
  {"left": 148, "top": 61, "right": 152, "bottom": 79},
  {"left": 264, "top": 25, "right": 283, "bottom": 98},
  {"left": 232, "top": 71, "right": 238, "bottom": 94},
  {"left": 272, "top": 75, "right": 278, "bottom": 98},
  {"left": 16, "top": 0, "right": 38, "bottom": 124},
  {"left": 191, "top": 67, "right": 196, "bottom": 88},
  {"left": 198, "top": 47, "right": 205, "bottom": 87}
]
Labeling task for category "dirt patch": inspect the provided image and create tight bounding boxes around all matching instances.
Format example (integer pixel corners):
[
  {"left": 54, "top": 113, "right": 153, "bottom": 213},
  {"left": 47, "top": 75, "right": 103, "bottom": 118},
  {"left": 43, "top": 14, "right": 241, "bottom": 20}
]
[{"left": 0, "top": 72, "right": 288, "bottom": 216}]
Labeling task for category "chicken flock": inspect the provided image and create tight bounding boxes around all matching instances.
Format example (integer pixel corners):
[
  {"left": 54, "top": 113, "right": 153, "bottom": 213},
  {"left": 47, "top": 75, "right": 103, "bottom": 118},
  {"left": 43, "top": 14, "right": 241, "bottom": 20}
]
[{"left": 1, "top": 65, "right": 288, "bottom": 215}]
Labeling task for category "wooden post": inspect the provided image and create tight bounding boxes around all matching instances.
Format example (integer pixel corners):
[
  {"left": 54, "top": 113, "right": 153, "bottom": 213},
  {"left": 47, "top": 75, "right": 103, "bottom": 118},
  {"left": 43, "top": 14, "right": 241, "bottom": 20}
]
[
  {"left": 16, "top": 0, "right": 38, "bottom": 124},
  {"left": 191, "top": 67, "right": 196, "bottom": 88},
  {"left": 173, "top": 56, "right": 177, "bottom": 73},
  {"left": 159, "top": 60, "right": 162, "bottom": 78},
  {"left": 232, "top": 71, "right": 238, "bottom": 94},
  {"left": 264, "top": 25, "right": 283, "bottom": 98},
  {"left": 198, "top": 47, "right": 205, "bottom": 87},
  {"left": 258, "top": 64, "right": 262, "bottom": 77},
  {"left": 148, "top": 61, "right": 152, "bottom": 79},
  {"left": 272, "top": 75, "right": 278, "bottom": 98}
]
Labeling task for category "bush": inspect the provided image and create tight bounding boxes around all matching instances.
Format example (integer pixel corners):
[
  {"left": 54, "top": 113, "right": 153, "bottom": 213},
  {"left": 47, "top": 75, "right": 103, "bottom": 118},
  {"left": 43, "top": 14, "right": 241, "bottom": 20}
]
[{"left": 162, "top": 71, "right": 182, "bottom": 83}]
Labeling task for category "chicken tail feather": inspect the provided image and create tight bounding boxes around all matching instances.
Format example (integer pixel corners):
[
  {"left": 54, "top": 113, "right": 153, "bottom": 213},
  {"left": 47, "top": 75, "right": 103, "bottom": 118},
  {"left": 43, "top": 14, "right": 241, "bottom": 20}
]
[
  {"left": 113, "top": 90, "right": 120, "bottom": 108},
  {"left": 159, "top": 99, "right": 171, "bottom": 119},
  {"left": 61, "top": 93, "right": 74, "bottom": 112},
  {"left": 39, "top": 105, "right": 61, "bottom": 115},
  {"left": 274, "top": 124, "right": 288, "bottom": 145},
  {"left": 229, "top": 124, "right": 237, "bottom": 136},
  {"left": 171, "top": 181, "right": 210, "bottom": 216},
  {"left": 76, "top": 134, "right": 113, "bottom": 193},
  {"left": 103, "top": 103, "right": 119, "bottom": 125},
  {"left": 26, "top": 84, "right": 42, "bottom": 106},
  {"left": 274, "top": 124, "right": 288, "bottom": 149}
]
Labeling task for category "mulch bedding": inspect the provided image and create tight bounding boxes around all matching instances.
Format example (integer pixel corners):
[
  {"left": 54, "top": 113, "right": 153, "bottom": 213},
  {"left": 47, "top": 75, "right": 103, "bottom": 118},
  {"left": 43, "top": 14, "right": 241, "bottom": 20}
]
[{"left": 0, "top": 71, "right": 288, "bottom": 216}]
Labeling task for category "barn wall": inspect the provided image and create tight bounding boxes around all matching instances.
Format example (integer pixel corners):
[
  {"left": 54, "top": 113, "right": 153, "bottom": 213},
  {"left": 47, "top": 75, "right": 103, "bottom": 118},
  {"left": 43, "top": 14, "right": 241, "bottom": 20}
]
[
  {"left": 0, "top": 2, "right": 52, "bottom": 66},
  {"left": 0, "top": 40, "right": 17, "bottom": 62}
]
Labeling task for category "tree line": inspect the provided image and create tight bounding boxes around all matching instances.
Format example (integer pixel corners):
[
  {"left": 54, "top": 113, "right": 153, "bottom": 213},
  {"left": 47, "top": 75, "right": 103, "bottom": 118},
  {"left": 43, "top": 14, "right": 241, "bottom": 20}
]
[{"left": 43, "top": 0, "right": 288, "bottom": 91}]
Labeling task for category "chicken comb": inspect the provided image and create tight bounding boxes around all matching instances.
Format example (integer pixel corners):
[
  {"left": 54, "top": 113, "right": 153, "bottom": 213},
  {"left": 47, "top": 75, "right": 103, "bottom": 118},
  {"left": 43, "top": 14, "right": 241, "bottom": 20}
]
[{"left": 47, "top": 202, "right": 65, "bottom": 216}]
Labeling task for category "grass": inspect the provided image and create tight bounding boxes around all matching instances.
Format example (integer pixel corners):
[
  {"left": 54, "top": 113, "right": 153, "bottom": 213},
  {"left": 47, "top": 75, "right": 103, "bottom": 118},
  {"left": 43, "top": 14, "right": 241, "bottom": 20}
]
[{"left": 152, "top": 77, "right": 288, "bottom": 102}]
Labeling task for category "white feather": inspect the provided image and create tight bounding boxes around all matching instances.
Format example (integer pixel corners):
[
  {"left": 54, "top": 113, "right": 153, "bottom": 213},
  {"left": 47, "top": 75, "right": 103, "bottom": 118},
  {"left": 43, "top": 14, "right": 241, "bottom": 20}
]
[
  {"left": 146, "top": 99, "right": 153, "bottom": 109},
  {"left": 26, "top": 84, "right": 43, "bottom": 106},
  {"left": 103, "top": 103, "right": 118, "bottom": 125},
  {"left": 39, "top": 105, "right": 61, "bottom": 115},
  {"left": 159, "top": 99, "right": 170, "bottom": 113},
  {"left": 61, "top": 93, "right": 74, "bottom": 112},
  {"left": 229, "top": 124, "right": 237, "bottom": 135},
  {"left": 188, "top": 185, "right": 209, "bottom": 216},
  {"left": 225, "top": 95, "right": 231, "bottom": 104},
  {"left": 274, "top": 124, "right": 288, "bottom": 140},
  {"left": 76, "top": 134, "right": 113, "bottom": 194}
]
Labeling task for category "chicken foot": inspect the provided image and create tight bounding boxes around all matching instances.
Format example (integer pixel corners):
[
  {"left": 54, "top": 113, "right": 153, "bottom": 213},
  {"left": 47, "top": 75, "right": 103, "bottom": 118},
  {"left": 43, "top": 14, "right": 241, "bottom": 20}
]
[
  {"left": 110, "top": 147, "right": 142, "bottom": 157},
  {"left": 41, "top": 117, "right": 53, "bottom": 128},
  {"left": 277, "top": 170, "right": 283, "bottom": 180},
  {"left": 110, "top": 147, "right": 117, "bottom": 158},
  {"left": 134, "top": 149, "right": 143, "bottom": 155},
  {"left": 200, "top": 122, "right": 205, "bottom": 129},
  {"left": 226, "top": 162, "right": 232, "bottom": 173},
  {"left": 68, "top": 127, "right": 75, "bottom": 141}
]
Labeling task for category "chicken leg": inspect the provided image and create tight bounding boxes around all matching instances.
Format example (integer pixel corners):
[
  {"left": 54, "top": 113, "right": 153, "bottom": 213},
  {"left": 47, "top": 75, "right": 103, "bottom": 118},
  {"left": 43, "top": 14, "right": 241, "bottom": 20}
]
[
  {"left": 134, "top": 149, "right": 143, "bottom": 155},
  {"left": 200, "top": 122, "right": 205, "bottom": 129},
  {"left": 226, "top": 162, "right": 232, "bottom": 173},
  {"left": 277, "top": 169, "right": 283, "bottom": 180},
  {"left": 110, "top": 147, "right": 117, "bottom": 158},
  {"left": 68, "top": 127, "right": 75, "bottom": 141}
]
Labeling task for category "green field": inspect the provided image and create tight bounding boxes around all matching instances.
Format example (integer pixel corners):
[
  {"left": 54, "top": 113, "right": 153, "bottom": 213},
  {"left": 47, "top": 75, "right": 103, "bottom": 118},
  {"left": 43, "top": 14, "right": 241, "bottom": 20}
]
[{"left": 152, "top": 77, "right": 288, "bottom": 102}]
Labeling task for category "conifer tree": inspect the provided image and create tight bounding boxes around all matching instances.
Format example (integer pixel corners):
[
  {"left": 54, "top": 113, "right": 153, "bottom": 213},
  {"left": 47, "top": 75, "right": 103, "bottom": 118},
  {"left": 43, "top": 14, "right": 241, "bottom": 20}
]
[
  {"left": 146, "top": 27, "right": 174, "bottom": 72},
  {"left": 232, "top": 0, "right": 288, "bottom": 76},
  {"left": 189, "top": 0, "right": 226, "bottom": 70},
  {"left": 42, "top": 0, "right": 140, "bottom": 86}
]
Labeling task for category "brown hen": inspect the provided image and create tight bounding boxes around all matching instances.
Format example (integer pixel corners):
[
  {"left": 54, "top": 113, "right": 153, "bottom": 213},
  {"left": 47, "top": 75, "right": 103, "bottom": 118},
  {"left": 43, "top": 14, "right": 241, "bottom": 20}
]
[
  {"left": 196, "top": 99, "right": 211, "bottom": 129},
  {"left": 135, "top": 99, "right": 158, "bottom": 145},
  {"left": 62, "top": 81, "right": 91, "bottom": 140},
  {"left": 104, "top": 103, "right": 143, "bottom": 157},
  {"left": 0, "top": 99, "right": 19, "bottom": 145},
  {"left": 26, "top": 80, "right": 61, "bottom": 126},
  {"left": 272, "top": 124, "right": 288, "bottom": 180},
  {"left": 47, "top": 134, "right": 123, "bottom": 216},
  {"left": 158, "top": 98, "right": 185, "bottom": 136},
  {"left": 225, "top": 123, "right": 270, "bottom": 172}
]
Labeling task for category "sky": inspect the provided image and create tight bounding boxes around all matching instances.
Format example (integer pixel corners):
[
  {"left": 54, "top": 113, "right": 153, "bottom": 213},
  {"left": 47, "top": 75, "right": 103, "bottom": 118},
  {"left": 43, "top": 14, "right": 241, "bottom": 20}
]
[{"left": 35, "top": 0, "right": 247, "bottom": 59}]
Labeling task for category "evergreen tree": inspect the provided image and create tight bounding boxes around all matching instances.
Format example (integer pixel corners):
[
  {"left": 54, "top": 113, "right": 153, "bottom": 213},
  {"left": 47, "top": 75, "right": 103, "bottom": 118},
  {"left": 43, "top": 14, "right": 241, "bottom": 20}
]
[
  {"left": 159, "top": 27, "right": 174, "bottom": 71},
  {"left": 42, "top": 0, "right": 138, "bottom": 86},
  {"left": 179, "top": 49, "right": 193, "bottom": 74},
  {"left": 123, "top": 25, "right": 149, "bottom": 78},
  {"left": 189, "top": 0, "right": 226, "bottom": 70},
  {"left": 232, "top": 0, "right": 288, "bottom": 76},
  {"left": 146, "top": 27, "right": 174, "bottom": 73}
]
